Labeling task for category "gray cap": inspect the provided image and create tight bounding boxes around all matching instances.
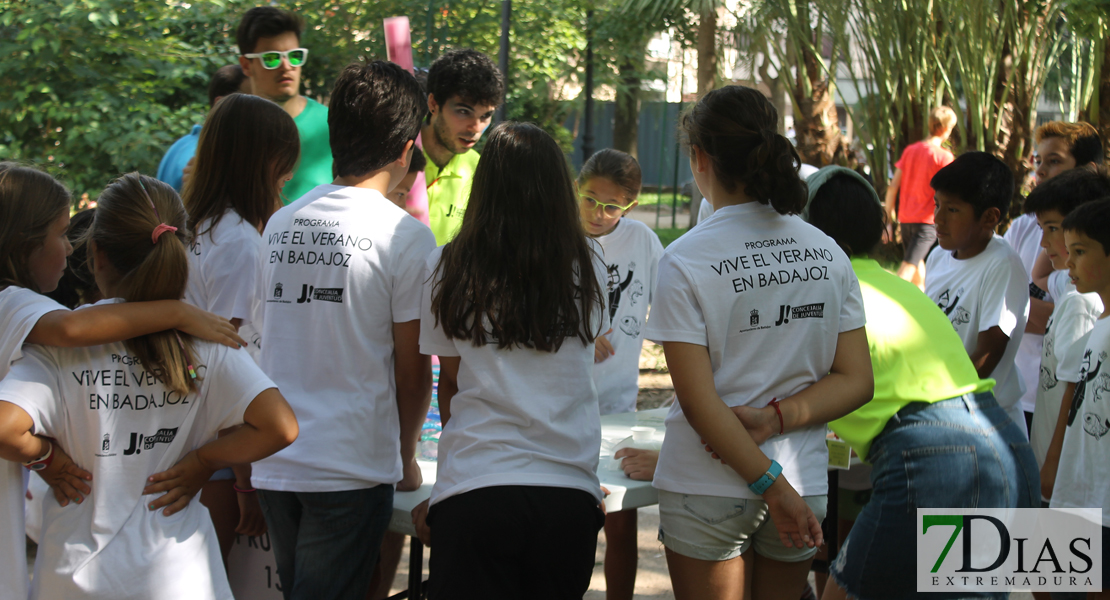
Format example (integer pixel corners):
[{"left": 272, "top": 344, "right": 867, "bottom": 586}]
[{"left": 802, "top": 165, "right": 881, "bottom": 222}]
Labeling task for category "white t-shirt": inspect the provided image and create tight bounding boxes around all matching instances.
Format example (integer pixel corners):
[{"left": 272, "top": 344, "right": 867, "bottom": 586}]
[
  {"left": 1030, "top": 272, "right": 1103, "bottom": 467},
  {"left": 925, "top": 235, "right": 1030, "bottom": 409},
  {"left": 1004, "top": 213, "right": 1049, "bottom": 414},
  {"left": 419, "top": 244, "right": 609, "bottom": 506},
  {"left": 1050, "top": 317, "right": 1110, "bottom": 526},
  {"left": 0, "top": 287, "right": 67, "bottom": 600},
  {"left": 185, "top": 210, "right": 264, "bottom": 360},
  {"left": 646, "top": 202, "right": 866, "bottom": 499},
  {"left": 253, "top": 184, "right": 436, "bottom": 492},
  {"left": 593, "top": 219, "right": 663, "bottom": 415},
  {"left": 696, "top": 199, "right": 713, "bottom": 227},
  {"left": 0, "top": 302, "right": 274, "bottom": 600}
]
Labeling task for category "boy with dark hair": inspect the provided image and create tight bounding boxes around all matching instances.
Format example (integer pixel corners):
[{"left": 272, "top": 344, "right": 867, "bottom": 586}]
[
  {"left": 422, "top": 48, "right": 504, "bottom": 245},
  {"left": 237, "top": 6, "right": 333, "bottom": 204},
  {"left": 156, "top": 64, "right": 251, "bottom": 192},
  {"left": 925, "top": 151, "right": 1031, "bottom": 432},
  {"left": 1044, "top": 199, "right": 1110, "bottom": 592},
  {"left": 1026, "top": 169, "right": 1110, "bottom": 492},
  {"left": 253, "top": 60, "right": 435, "bottom": 599}
]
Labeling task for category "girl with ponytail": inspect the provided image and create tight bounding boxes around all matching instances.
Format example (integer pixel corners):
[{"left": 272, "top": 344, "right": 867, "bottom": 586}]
[
  {"left": 644, "top": 86, "right": 873, "bottom": 599},
  {"left": 0, "top": 173, "right": 298, "bottom": 600},
  {"left": 0, "top": 163, "right": 249, "bottom": 600}
]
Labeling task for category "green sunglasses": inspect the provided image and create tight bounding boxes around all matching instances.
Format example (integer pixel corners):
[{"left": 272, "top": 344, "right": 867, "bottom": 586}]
[
  {"left": 244, "top": 48, "right": 309, "bottom": 70},
  {"left": 581, "top": 194, "right": 635, "bottom": 217}
]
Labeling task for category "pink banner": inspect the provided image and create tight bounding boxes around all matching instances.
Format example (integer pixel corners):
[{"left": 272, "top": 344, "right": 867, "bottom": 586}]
[
  {"left": 384, "top": 16, "right": 429, "bottom": 224},
  {"left": 384, "top": 16, "right": 414, "bottom": 73}
]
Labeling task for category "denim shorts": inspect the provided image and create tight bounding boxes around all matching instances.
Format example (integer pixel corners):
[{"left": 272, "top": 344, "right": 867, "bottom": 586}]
[
  {"left": 829, "top": 391, "right": 1039, "bottom": 600},
  {"left": 657, "top": 490, "right": 827, "bottom": 562}
]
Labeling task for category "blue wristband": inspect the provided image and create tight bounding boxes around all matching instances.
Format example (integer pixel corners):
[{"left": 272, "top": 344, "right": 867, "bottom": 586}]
[{"left": 748, "top": 459, "right": 783, "bottom": 495}]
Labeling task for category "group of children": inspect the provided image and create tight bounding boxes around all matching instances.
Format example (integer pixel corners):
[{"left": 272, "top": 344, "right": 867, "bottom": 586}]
[{"left": 0, "top": 40, "right": 1109, "bottom": 600}]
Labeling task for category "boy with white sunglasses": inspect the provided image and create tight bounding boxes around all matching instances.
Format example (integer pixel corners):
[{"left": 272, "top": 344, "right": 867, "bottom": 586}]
[{"left": 237, "top": 6, "right": 333, "bottom": 204}]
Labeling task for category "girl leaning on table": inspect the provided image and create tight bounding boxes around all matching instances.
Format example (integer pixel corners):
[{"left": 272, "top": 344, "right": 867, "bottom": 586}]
[
  {"left": 412, "top": 122, "right": 609, "bottom": 600},
  {"left": 804, "top": 166, "right": 1039, "bottom": 600},
  {"left": 644, "top": 85, "right": 873, "bottom": 600},
  {"left": 0, "top": 173, "right": 298, "bottom": 600},
  {"left": 0, "top": 164, "right": 247, "bottom": 600},
  {"left": 579, "top": 148, "right": 664, "bottom": 600}
]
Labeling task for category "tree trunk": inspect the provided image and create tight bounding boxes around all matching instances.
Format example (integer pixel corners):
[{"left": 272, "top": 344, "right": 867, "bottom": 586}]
[
  {"left": 697, "top": 6, "right": 717, "bottom": 95},
  {"left": 992, "top": 16, "right": 1032, "bottom": 224},
  {"left": 613, "top": 46, "right": 643, "bottom": 157},
  {"left": 758, "top": 54, "right": 788, "bottom": 135},
  {"left": 1098, "top": 34, "right": 1110, "bottom": 155},
  {"left": 791, "top": 44, "right": 842, "bottom": 167}
]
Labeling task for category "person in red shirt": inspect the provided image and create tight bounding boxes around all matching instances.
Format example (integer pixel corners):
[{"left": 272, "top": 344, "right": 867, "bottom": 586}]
[{"left": 885, "top": 106, "right": 957, "bottom": 288}]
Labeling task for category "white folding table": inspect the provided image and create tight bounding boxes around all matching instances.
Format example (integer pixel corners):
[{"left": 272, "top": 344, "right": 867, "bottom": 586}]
[{"left": 386, "top": 407, "right": 670, "bottom": 599}]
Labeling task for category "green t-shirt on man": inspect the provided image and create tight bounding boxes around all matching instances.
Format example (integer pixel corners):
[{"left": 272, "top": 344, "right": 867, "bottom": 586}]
[
  {"left": 424, "top": 148, "right": 480, "bottom": 245},
  {"left": 829, "top": 258, "right": 995, "bottom": 461},
  {"left": 282, "top": 97, "right": 334, "bottom": 204}
]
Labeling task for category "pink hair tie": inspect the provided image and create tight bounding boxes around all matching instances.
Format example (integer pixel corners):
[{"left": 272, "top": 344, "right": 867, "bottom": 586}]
[{"left": 152, "top": 223, "right": 178, "bottom": 244}]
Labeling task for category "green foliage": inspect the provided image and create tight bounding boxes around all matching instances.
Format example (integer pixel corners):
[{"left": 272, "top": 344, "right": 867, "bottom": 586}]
[
  {"left": 652, "top": 226, "right": 686, "bottom": 247},
  {"left": 0, "top": 0, "right": 605, "bottom": 199},
  {"left": 0, "top": 0, "right": 238, "bottom": 199}
]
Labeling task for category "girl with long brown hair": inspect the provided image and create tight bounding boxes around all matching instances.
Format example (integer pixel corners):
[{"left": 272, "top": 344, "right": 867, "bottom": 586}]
[
  {"left": 0, "top": 172, "right": 298, "bottom": 600},
  {"left": 181, "top": 92, "right": 299, "bottom": 563},
  {"left": 0, "top": 163, "right": 245, "bottom": 600},
  {"left": 413, "top": 122, "right": 608, "bottom": 599}
]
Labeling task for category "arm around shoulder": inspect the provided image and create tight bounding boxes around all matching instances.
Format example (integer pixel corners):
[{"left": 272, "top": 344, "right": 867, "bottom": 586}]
[{"left": 27, "top": 301, "right": 246, "bottom": 349}]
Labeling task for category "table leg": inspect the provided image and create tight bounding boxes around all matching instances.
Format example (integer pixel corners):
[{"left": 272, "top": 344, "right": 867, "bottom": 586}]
[
  {"left": 408, "top": 536, "right": 424, "bottom": 599},
  {"left": 827, "top": 469, "right": 839, "bottom": 561}
]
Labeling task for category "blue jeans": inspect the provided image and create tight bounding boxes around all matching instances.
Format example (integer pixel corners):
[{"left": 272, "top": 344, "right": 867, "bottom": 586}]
[
  {"left": 259, "top": 485, "right": 393, "bottom": 600},
  {"left": 829, "top": 392, "right": 1040, "bottom": 600}
]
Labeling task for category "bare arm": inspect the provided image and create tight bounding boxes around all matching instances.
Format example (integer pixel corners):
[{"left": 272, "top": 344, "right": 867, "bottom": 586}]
[
  {"left": 778, "top": 328, "right": 873, "bottom": 432},
  {"left": 412, "top": 354, "right": 460, "bottom": 547},
  {"left": 143, "top": 388, "right": 298, "bottom": 515},
  {"left": 394, "top": 320, "right": 432, "bottom": 491},
  {"left": 664, "top": 341, "right": 822, "bottom": 548},
  {"left": 1025, "top": 297, "right": 1053, "bottom": 335},
  {"left": 722, "top": 328, "right": 873, "bottom": 446},
  {"left": 27, "top": 301, "right": 246, "bottom": 349},
  {"left": 436, "top": 356, "right": 461, "bottom": 426},
  {"left": 0, "top": 401, "right": 49, "bottom": 463},
  {"left": 885, "top": 169, "right": 903, "bottom": 223},
  {"left": 194, "top": 388, "right": 298, "bottom": 470},
  {"left": 1031, "top": 251, "right": 1053, "bottom": 293},
  {"left": 0, "top": 401, "right": 92, "bottom": 505},
  {"left": 1040, "top": 381, "right": 1076, "bottom": 500},
  {"left": 969, "top": 326, "right": 1011, "bottom": 380}
]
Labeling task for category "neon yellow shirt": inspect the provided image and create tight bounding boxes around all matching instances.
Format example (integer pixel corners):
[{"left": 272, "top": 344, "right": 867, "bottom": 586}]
[
  {"left": 424, "top": 148, "right": 480, "bottom": 245},
  {"left": 830, "top": 258, "right": 994, "bottom": 461}
]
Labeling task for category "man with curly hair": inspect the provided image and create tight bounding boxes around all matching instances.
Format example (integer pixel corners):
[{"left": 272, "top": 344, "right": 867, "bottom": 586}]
[{"left": 421, "top": 49, "right": 504, "bottom": 245}]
